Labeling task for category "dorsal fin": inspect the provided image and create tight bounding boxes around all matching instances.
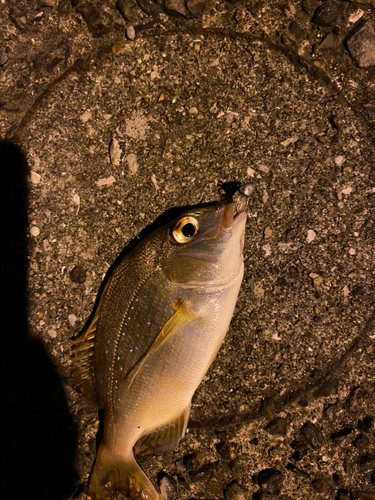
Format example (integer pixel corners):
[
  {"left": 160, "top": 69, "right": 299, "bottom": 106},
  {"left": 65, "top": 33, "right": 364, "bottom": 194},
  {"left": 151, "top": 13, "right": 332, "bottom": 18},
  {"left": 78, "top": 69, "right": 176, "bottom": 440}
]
[
  {"left": 72, "top": 280, "right": 110, "bottom": 407},
  {"left": 135, "top": 404, "right": 191, "bottom": 455}
]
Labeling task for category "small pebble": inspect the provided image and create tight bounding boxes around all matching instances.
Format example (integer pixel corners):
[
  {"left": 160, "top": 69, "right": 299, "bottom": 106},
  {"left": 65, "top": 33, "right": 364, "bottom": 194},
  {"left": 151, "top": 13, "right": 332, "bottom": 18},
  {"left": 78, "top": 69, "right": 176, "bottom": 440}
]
[
  {"left": 126, "top": 26, "right": 136, "bottom": 40},
  {"left": 48, "top": 329, "right": 57, "bottom": 339},
  {"left": 239, "top": 183, "right": 255, "bottom": 197},
  {"left": 189, "top": 107, "right": 198, "bottom": 115},
  {"left": 80, "top": 110, "right": 92, "bottom": 123},
  {"left": 301, "top": 422, "right": 324, "bottom": 450},
  {"left": 262, "top": 243, "right": 271, "bottom": 256},
  {"left": 264, "top": 226, "right": 272, "bottom": 239},
  {"left": 97, "top": 176, "right": 116, "bottom": 187},
  {"left": 158, "top": 474, "right": 177, "bottom": 500},
  {"left": 254, "top": 284, "right": 265, "bottom": 299},
  {"left": 0, "top": 51, "right": 8, "bottom": 66},
  {"left": 258, "top": 164, "right": 270, "bottom": 173},
  {"left": 41, "top": 0, "right": 59, "bottom": 6},
  {"left": 30, "top": 226, "right": 40, "bottom": 237},
  {"left": 306, "top": 229, "right": 316, "bottom": 243},
  {"left": 348, "top": 9, "right": 364, "bottom": 24},
  {"left": 68, "top": 314, "right": 77, "bottom": 326},
  {"left": 126, "top": 153, "right": 138, "bottom": 174},
  {"left": 110, "top": 138, "right": 122, "bottom": 166},
  {"left": 335, "top": 155, "right": 345, "bottom": 167},
  {"left": 30, "top": 171, "right": 41, "bottom": 184},
  {"left": 349, "top": 248, "right": 356, "bottom": 255},
  {"left": 151, "top": 174, "right": 159, "bottom": 190}
]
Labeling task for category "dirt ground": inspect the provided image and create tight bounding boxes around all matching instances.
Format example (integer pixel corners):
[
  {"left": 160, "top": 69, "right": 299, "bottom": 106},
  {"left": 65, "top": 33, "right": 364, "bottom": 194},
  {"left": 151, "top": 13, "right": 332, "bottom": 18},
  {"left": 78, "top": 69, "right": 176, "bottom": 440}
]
[{"left": 1, "top": 0, "right": 375, "bottom": 499}]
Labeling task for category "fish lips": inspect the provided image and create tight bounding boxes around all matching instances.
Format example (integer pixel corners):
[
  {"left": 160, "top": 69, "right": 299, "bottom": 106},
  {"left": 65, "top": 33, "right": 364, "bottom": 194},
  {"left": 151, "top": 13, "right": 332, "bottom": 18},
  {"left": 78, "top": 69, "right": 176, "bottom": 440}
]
[
  {"left": 220, "top": 203, "right": 247, "bottom": 254},
  {"left": 221, "top": 203, "right": 247, "bottom": 235}
]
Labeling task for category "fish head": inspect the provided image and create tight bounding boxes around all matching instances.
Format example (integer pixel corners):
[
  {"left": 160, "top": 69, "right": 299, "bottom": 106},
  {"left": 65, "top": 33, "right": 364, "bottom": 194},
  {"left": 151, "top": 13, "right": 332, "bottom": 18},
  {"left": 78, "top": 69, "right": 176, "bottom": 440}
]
[{"left": 162, "top": 203, "right": 247, "bottom": 288}]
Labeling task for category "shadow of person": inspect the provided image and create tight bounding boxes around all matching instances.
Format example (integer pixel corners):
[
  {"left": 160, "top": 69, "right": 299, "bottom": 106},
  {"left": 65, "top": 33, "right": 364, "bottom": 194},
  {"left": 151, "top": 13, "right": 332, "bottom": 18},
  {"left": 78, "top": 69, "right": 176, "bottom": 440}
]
[{"left": 0, "top": 141, "right": 78, "bottom": 500}]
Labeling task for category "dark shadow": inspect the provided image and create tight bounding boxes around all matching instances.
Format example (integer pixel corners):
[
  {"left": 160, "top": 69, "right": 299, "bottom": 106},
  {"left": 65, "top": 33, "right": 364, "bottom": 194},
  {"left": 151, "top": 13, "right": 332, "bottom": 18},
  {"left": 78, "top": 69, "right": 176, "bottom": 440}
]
[{"left": 0, "top": 141, "right": 78, "bottom": 500}]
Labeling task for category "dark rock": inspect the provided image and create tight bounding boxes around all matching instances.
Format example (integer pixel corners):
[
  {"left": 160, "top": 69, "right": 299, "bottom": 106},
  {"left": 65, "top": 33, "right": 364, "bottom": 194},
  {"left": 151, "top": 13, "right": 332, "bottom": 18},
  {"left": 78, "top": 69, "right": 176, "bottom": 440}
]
[
  {"left": 264, "top": 417, "right": 288, "bottom": 437},
  {"left": 301, "top": 422, "right": 324, "bottom": 450},
  {"left": 117, "top": 0, "right": 138, "bottom": 21},
  {"left": 186, "top": 0, "right": 206, "bottom": 17},
  {"left": 347, "top": 20, "right": 375, "bottom": 68},
  {"left": 0, "top": 51, "right": 8, "bottom": 66},
  {"left": 319, "top": 32, "right": 343, "bottom": 52},
  {"left": 312, "top": 1, "right": 342, "bottom": 27},
  {"left": 285, "top": 228, "right": 296, "bottom": 240},
  {"left": 69, "top": 265, "right": 87, "bottom": 284},
  {"left": 164, "top": 0, "right": 189, "bottom": 17},
  {"left": 257, "top": 469, "right": 283, "bottom": 495}
]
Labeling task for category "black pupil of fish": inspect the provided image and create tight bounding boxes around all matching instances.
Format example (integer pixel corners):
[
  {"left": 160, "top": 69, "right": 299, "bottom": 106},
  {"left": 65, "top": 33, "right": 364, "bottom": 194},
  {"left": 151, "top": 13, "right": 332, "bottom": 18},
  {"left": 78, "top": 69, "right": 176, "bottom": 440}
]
[{"left": 181, "top": 223, "right": 196, "bottom": 238}]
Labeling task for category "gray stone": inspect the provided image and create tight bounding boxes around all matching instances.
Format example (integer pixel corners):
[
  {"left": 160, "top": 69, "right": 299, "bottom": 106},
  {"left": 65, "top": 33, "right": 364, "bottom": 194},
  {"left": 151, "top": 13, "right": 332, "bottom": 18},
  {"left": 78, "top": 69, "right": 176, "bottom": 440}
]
[
  {"left": 164, "top": 0, "right": 189, "bottom": 17},
  {"left": 312, "top": 0, "right": 342, "bottom": 27},
  {"left": 319, "top": 32, "right": 343, "bottom": 52},
  {"left": 126, "top": 26, "right": 136, "bottom": 40},
  {"left": 347, "top": 20, "right": 375, "bottom": 68}
]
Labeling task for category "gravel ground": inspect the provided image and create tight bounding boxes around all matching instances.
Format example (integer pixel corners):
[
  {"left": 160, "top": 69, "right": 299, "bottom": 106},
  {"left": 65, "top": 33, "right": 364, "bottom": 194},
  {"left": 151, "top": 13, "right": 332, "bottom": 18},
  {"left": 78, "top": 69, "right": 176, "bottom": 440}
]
[{"left": 1, "top": 1, "right": 375, "bottom": 499}]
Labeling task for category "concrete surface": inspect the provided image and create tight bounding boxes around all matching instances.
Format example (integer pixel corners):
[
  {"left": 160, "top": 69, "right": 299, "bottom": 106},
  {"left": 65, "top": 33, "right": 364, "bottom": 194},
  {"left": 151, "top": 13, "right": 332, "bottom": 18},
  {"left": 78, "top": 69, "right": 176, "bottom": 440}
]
[{"left": 1, "top": 0, "right": 375, "bottom": 499}]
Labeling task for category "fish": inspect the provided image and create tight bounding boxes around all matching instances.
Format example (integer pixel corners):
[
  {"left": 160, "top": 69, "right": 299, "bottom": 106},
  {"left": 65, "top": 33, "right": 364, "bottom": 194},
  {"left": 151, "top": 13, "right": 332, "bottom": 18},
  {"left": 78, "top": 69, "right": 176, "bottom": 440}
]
[{"left": 72, "top": 200, "right": 247, "bottom": 500}]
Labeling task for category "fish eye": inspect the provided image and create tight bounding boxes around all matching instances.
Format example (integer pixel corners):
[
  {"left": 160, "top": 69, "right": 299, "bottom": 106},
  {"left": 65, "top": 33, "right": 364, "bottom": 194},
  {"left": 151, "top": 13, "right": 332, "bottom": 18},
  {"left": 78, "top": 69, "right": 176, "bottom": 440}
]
[{"left": 172, "top": 216, "right": 199, "bottom": 244}]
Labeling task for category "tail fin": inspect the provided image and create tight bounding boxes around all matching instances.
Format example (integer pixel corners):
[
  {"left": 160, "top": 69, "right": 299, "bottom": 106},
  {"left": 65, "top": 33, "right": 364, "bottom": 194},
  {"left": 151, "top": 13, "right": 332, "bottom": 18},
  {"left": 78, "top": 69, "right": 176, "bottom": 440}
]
[{"left": 87, "top": 443, "right": 162, "bottom": 500}]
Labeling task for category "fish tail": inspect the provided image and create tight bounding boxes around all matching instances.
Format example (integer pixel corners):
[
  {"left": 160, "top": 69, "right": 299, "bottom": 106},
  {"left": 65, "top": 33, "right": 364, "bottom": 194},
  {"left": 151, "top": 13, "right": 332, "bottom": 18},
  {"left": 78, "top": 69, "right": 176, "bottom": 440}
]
[{"left": 87, "top": 442, "right": 162, "bottom": 500}]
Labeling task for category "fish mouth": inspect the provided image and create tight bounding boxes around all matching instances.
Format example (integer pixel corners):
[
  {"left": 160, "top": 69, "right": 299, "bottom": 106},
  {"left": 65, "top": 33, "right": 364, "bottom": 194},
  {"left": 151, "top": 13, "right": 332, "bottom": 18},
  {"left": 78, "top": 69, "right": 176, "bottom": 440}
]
[
  {"left": 221, "top": 203, "right": 247, "bottom": 254},
  {"left": 221, "top": 203, "right": 247, "bottom": 231}
]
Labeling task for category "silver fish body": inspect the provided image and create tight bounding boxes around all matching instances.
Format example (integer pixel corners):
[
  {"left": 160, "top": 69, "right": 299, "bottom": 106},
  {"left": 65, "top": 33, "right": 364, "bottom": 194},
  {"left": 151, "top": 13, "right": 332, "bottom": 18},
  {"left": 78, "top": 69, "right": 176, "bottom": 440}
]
[{"left": 73, "top": 202, "right": 246, "bottom": 500}]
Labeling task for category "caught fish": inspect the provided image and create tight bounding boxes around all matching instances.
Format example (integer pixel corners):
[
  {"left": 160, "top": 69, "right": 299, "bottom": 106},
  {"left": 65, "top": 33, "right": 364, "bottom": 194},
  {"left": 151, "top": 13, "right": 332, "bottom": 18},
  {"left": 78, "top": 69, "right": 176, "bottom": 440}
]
[{"left": 73, "top": 198, "right": 247, "bottom": 500}]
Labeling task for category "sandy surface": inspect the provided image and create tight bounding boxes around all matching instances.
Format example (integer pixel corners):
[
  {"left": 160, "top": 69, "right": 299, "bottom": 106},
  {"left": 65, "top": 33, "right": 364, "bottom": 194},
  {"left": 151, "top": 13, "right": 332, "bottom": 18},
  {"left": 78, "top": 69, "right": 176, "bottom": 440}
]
[{"left": 1, "top": 1, "right": 375, "bottom": 499}]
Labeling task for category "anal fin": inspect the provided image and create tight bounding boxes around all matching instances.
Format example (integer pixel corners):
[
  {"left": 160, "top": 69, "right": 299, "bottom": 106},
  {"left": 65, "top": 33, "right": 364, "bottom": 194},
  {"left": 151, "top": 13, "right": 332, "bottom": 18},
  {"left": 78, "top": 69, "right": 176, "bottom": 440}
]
[{"left": 135, "top": 404, "right": 191, "bottom": 454}]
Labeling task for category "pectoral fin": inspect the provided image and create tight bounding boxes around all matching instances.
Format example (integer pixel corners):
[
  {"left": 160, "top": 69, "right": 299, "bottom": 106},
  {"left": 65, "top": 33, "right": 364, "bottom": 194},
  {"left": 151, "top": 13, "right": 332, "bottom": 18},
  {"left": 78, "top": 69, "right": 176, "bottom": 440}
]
[{"left": 127, "top": 300, "right": 196, "bottom": 389}]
